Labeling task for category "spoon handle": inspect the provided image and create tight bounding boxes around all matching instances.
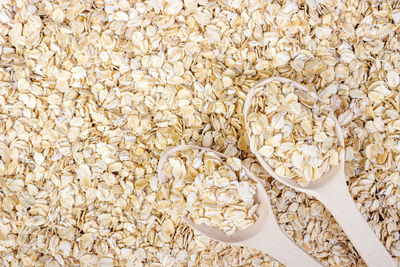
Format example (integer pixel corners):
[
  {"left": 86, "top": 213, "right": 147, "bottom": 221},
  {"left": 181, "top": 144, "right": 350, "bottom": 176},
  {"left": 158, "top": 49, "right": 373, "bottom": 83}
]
[
  {"left": 315, "top": 173, "right": 396, "bottom": 267},
  {"left": 251, "top": 215, "right": 322, "bottom": 267}
]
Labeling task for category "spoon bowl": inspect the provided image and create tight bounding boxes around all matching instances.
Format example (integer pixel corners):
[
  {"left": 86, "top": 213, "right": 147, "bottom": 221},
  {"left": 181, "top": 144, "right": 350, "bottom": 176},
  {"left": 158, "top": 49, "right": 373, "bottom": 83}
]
[
  {"left": 182, "top": 166, "right": 269, "bottom": 244},
  {"left": 244, "top": 76, "right": 345, "bottom": 191}
]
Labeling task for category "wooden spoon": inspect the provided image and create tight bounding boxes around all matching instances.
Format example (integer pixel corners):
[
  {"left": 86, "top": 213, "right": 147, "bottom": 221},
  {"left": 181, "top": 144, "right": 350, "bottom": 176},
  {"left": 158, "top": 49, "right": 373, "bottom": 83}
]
[
  {"left": 243, "top": 77, "right": 397, "bottom": 267},
  {"left": 157, "top": 145, "right": 322, "bottom": 267}
]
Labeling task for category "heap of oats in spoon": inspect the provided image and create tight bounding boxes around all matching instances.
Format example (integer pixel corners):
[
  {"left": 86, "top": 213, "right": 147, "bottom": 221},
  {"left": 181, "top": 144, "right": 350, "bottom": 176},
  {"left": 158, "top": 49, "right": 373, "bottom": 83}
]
[
  {"left": 246, "top": 80, "right": 344, "bottom": 186},
  {"left": 162, "top": 147, "right": 258, "bottom": 235}
]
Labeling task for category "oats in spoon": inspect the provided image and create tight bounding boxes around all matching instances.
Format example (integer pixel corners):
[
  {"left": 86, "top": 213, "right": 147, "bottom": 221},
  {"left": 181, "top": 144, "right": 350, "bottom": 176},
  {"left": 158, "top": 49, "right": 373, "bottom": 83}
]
[
  {"left": 162, "top": 147, "right": 258, "bottom": 235},
  {"left": 246, "top": 80, "right": 344, "bottom": 186}
]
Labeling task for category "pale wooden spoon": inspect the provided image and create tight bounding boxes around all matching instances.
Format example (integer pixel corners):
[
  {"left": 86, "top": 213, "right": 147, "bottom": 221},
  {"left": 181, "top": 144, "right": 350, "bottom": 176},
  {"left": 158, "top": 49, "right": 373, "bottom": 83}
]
[
  {"left": 157, "top": 145, "right": 322, "bottom": 267},
  {"left": 244, "top": 77, "right": 397, "bottom": 267}
]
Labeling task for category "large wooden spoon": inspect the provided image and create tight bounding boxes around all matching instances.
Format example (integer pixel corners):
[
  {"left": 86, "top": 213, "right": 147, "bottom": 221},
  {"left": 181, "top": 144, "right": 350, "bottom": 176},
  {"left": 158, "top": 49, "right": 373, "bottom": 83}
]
[
  {"left": 243, "top": 77, "right": 396, "bottom": 267},
  {"left": 157, "top": 145, "right": 322, "bottom": 267}
]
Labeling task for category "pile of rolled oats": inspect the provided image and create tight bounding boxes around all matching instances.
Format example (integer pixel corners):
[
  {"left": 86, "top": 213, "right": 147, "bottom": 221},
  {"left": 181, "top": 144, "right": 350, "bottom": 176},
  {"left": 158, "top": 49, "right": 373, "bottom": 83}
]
[
  {"left": 0, "top": 0, "right": 399, "bottom": 266},
  {"left": 247, "top": 80, "right": 344, "bottom": 186},
  {"left": 162, "top": 147, "right": 258, "bottom": 235}
]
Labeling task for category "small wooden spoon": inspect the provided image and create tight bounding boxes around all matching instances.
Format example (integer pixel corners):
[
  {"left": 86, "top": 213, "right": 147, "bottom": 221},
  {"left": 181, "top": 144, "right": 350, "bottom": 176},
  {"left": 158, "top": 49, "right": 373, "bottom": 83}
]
[
  {"left": 157, "top": 145, "right": 322, "bottom": 267},
  {"left": 244, "top": 77, "right": 396, "bottom": 267}
]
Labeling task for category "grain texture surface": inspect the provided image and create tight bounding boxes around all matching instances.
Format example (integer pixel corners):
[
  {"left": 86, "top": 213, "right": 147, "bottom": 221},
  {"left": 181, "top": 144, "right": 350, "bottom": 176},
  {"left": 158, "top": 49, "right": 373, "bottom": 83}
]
[{"left": 0, "top": 0, "right": 399, "bottom": 266}]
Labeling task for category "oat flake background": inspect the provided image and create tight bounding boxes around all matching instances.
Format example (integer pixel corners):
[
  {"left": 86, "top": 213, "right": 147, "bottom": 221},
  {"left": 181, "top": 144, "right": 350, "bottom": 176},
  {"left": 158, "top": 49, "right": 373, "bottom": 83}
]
[{"left": 0, "top": 0, "right": 399, "bottom": 266}]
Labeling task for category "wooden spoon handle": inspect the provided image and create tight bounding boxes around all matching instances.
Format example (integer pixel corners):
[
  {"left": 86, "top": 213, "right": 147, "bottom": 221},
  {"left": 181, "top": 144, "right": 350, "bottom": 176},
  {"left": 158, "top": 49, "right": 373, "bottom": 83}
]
[
  {"left": 315, "top": 173, "right": 396, "bottom": 267},
  {"left": 252, "top": 215, "right": 322, "bottom": 267}
]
